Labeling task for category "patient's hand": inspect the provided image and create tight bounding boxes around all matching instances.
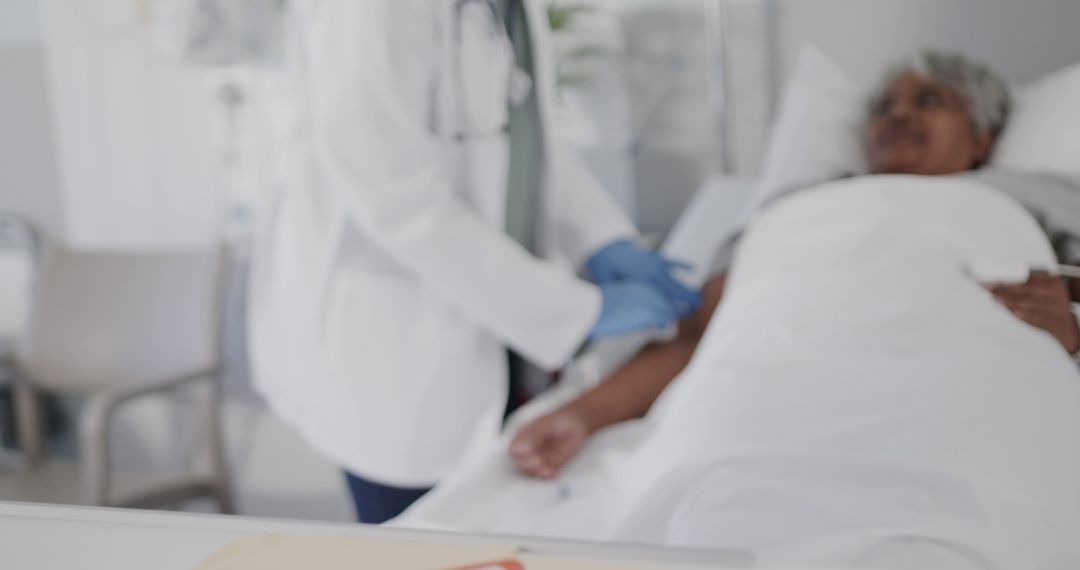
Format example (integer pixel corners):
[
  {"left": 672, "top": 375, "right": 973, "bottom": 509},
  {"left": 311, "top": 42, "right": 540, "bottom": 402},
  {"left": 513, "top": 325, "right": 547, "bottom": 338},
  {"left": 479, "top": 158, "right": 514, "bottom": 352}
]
[
  {"left": 509, "top": 408, "right": 590, "bottom": 480},
  {"left": 990, "top": 272, "right": 1080, "bottom": 355}
]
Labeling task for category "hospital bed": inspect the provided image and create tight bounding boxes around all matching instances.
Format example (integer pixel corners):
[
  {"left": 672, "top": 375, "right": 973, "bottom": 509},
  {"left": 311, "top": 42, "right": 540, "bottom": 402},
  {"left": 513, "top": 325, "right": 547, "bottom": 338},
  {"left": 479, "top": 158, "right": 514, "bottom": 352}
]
[
  {"left": 400, "top": 174, "right": 1080, "bottom": 569},
  {"left": 396, "top": 2, "right": 1080, "bottom": 566}
]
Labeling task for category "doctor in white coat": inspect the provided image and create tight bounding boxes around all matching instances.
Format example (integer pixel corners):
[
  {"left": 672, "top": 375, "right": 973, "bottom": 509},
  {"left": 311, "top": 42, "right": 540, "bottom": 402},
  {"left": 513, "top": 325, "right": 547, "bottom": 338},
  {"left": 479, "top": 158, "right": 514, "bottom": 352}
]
[{"left": 248, "top": 0, "right": 699, "bottom": 523}]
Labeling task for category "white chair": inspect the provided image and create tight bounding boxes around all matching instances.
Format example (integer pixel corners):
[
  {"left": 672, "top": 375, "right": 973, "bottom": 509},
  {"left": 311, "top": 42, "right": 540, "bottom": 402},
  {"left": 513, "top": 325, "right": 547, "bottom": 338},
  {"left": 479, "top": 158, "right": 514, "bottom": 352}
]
[{"left": 10, "top": 245, "right": 234, "bottom": 512}]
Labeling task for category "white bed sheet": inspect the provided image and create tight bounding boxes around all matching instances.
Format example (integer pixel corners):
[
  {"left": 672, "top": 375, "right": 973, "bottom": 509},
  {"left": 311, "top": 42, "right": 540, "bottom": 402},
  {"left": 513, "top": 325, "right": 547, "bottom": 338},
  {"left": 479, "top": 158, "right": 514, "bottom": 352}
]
[{"left": 397, "top": 176, "right": 1080, "bottom": 570}]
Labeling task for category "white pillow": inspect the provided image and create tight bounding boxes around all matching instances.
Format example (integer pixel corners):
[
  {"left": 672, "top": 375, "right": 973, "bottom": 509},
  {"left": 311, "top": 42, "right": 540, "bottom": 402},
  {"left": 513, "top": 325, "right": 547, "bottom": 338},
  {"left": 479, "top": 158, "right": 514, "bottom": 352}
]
[
  {"left": 751, "top": 47, "right": 867, "bottom": 209},
  {"left": 754, "top": 48, "right": 1080, "bottom": 202},
  {"left": 993, "top": 62, "right": 1080, "bottom": 178}
]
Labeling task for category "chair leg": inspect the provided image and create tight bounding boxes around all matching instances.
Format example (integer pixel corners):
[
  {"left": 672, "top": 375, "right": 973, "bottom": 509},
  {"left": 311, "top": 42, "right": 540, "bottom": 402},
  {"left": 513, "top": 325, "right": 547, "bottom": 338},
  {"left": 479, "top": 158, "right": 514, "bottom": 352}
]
[
  {"left": 79, "top": 396, "right": 113, "bottom": 507},
  {"left": 205, "top": 377, "right": 235, "bottom": 514},
  {"left": 13, "top": 380, "right": 44, "bottom": 466}
]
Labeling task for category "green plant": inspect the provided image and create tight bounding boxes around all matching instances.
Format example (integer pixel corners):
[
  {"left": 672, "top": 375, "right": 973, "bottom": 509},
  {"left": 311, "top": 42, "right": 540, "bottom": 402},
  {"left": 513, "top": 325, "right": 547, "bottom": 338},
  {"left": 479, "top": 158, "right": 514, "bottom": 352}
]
[
  {"left": 547, "top": 3, "right": 608, "bottom": 89},
  {"left": 548, "top": 3, "right": 593, "bottom": 32}
]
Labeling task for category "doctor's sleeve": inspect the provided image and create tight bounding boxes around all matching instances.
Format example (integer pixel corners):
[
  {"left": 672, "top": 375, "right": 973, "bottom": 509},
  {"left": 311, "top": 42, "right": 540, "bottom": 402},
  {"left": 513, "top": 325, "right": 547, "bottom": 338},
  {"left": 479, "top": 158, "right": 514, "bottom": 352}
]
[{"left": 305, "top": 1, "right": 599, "bottom": 370}]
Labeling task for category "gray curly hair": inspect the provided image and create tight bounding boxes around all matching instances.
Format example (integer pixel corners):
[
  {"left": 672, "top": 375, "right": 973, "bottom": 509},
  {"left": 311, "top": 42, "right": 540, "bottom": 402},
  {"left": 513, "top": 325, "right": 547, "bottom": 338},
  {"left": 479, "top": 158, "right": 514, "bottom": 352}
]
[{"left": 869, "top": 51, "right": 1012, "bottom": 137}]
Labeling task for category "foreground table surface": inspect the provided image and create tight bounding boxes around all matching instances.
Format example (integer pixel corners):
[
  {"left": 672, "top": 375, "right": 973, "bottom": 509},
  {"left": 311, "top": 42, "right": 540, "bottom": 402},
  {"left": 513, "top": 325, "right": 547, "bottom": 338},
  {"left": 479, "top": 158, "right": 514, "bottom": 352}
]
[{"left": 0, "top": 501, "right": 752, "bottom": 569}]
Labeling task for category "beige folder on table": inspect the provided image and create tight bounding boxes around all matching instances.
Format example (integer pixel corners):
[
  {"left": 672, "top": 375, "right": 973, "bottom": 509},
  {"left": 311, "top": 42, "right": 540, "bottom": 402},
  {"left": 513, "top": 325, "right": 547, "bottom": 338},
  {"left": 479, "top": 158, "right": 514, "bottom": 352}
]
[
  {"left": 199, "top": 535, "right": 519, "bottom": 570},
  {"left": 198, "top": 534, "right": 686, "bottom": 570}
]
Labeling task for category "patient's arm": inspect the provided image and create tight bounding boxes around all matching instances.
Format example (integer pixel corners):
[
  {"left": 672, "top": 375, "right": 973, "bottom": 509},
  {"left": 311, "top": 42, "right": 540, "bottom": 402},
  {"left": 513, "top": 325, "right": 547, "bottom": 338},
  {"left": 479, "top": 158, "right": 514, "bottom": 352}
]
[
  {"left": 510, "top": 274, "right": 727, "bottom": 479},
  {"left": 990, "top": 272, "right": 1080, "bottom": 355}
]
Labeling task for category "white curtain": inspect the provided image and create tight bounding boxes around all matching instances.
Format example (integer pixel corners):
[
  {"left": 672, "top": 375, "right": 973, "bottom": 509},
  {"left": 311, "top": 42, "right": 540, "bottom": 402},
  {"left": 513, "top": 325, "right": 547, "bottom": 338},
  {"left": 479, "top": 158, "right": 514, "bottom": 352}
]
[{"left": 40, "top": 0, "right": 226, "bottom": 248}]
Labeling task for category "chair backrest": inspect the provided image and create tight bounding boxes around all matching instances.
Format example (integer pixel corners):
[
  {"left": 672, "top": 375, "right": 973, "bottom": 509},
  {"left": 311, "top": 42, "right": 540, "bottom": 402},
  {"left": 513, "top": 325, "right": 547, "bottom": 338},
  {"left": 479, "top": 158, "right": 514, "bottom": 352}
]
[
  {"left": 16, "top": 246, "right": 224, "bottom": 392},
  {"left": 0, "top": 212, "right": 43, "bottom": 260},
  {"left": 0, "top": 213, "right": 41, "bottom": 359}
]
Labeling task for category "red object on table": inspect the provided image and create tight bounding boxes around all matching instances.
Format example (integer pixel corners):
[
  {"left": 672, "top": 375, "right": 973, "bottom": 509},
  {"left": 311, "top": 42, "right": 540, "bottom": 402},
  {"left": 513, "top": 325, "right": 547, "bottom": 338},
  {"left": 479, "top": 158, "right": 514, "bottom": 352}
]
[{"left": 447, "top": 560, "right": 525, "bottom": 570}]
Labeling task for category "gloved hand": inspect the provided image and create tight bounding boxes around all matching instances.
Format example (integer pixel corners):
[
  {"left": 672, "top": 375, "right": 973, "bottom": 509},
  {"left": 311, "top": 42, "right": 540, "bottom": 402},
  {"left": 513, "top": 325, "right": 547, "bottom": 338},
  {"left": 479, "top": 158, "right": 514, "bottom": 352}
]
[
  {"left": 589, "top": 281, "right": 679, "bottom": 340},
  {"left": 586, "top": 239, "right": 701, "bottom": 317}
]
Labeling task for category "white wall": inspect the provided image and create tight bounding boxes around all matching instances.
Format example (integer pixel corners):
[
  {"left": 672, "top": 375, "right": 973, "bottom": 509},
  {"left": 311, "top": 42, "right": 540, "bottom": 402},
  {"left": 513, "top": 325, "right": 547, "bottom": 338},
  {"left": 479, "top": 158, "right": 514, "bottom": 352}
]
[
  {"left": 2, "top": 1, "right": 228, "bottom": 247},
  {"left": 0, "top": 0, "right": 40, "bottom": 47},
  {"left": 621, "top": 0, "right": 713, "bottom": 237},
  {"left": 547, "top": 0, "right": 638, "bottom": 223},
  {"left": 0, "top": 45, "right": 64, "bottom": 237},
  {"left": 0, "top": 1, "right": 65, "bottom": 237},
  {"left": 40, "top": 0, "right": 224, "bottom": 248}
]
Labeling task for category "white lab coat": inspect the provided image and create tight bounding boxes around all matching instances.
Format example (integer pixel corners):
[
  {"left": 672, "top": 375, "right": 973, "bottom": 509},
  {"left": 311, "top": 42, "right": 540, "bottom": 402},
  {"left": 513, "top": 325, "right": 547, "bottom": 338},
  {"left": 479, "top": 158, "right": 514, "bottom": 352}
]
[{"left": 248, "top": 0, "right": 635, "bottom": 487}]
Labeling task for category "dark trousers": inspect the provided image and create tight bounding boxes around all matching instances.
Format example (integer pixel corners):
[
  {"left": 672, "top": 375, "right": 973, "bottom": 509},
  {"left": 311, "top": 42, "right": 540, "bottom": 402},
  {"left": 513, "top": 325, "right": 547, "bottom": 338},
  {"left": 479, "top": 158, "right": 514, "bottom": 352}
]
[{"left": 344, "top": 471, "right": 432, "bottom": 524}]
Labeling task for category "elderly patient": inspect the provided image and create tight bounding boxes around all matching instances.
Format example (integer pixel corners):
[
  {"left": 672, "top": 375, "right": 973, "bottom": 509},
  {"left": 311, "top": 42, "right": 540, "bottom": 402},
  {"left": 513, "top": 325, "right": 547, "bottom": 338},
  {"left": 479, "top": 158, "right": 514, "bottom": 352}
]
[
  {"left": 510, "top": 51, "right": 1080, "bottom": 480},
  {"left": 395, "top": 51, "right": 1080, "bottom": 568}
]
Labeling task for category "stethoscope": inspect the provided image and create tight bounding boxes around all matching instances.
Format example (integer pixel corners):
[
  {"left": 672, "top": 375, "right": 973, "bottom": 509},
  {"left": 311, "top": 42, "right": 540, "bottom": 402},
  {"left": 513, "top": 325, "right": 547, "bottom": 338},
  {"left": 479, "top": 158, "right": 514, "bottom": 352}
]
[{"left": 450, "top": 0, "right": 533, "bottom": 143}]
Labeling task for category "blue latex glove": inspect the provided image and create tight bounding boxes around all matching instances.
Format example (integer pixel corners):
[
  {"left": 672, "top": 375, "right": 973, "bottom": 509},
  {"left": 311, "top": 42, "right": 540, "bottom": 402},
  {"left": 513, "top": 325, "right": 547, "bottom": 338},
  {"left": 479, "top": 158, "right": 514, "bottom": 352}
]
[
  {"left": 586, "top": 239, "right": 701, "bottom": 317},
  {"left": 589, "top": 281, "right": 679, "bottom": 340}
]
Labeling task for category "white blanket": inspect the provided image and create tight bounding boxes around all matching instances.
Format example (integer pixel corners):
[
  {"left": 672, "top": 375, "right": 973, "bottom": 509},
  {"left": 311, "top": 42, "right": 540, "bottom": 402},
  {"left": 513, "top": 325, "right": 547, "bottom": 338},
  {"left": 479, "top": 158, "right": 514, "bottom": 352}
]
[{"left": 397, "top": 176, "right": 1080, "bottom": 570}]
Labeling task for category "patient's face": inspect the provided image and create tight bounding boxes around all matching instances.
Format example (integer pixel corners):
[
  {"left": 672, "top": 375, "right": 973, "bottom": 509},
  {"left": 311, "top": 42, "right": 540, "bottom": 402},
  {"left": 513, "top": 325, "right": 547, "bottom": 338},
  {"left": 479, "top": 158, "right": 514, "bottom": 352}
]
[{"left": 865, "top": 72, "right": 993, "bottom": 176}]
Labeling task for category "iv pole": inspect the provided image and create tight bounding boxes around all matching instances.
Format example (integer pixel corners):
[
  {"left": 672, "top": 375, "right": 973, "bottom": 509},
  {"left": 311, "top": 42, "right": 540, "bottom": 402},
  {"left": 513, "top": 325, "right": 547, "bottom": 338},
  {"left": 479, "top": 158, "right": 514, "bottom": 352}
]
[{"left": 702, "top": 0, "right": 733, "bottom": 175}]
